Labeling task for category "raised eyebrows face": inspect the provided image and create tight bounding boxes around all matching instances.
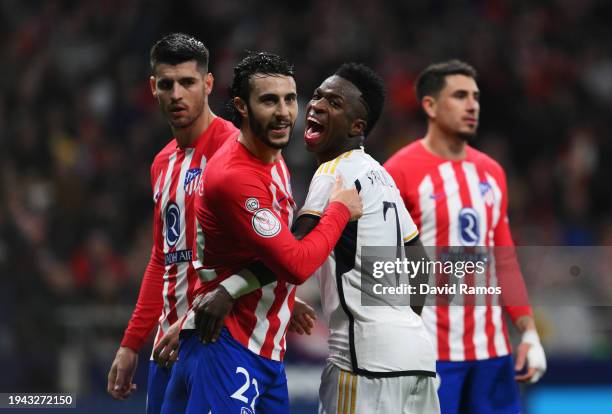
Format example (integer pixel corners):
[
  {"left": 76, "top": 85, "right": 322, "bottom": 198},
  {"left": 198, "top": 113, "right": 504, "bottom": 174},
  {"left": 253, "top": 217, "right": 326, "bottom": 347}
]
[
  {"left": 426, "top": 74, "right": 480, "bottom": 140},
  {"left": 304, "top": 75, "right": 367, "bottom": 154},
  {"left": 149, "top": 60, "right": 212, "bottom": 130},
  {"left": 244, "top": 74, "right": 298, "bottom": 149}
]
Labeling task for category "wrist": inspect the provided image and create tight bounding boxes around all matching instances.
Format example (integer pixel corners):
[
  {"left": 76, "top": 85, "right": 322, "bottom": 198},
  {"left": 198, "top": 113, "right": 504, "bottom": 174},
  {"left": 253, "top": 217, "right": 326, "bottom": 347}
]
[
  {"left": 220, "top": 271, "right": 261, "bottom": 299},
  {"left": 521, "top": 330, "right": 541, "bottom": 345},
  {"left": 120, "top": 335, "right": 143, "bottom": 352}
]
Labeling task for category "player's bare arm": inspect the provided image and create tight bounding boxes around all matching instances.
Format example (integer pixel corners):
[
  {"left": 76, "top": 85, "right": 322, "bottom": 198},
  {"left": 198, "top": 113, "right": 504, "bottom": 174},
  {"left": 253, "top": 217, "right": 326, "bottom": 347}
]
[
  {"left": 152, "top": 318, "right": 183, "bottom": 368},
  {"left": 107, "top": 346, "right": 138, "bottom": 400}
]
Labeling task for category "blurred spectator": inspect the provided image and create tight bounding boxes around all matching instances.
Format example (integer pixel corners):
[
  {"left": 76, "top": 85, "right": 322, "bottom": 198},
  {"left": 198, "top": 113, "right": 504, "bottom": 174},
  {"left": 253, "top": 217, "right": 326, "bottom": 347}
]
[{"left": 1, "top": 0, "right": 611, "bottom": 394}]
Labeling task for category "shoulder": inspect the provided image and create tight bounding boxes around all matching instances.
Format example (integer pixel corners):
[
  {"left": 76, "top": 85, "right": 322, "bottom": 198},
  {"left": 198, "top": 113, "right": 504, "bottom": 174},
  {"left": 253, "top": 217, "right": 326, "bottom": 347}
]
[
  {"left": 384, "top": 140, "right": 424, "bottom": 168},
  {"left": 313, "top": 149, "right": 363, "bottom": 180},
  {"left": 206, "top": 147, "right": 266, "bottom": 197},
  {"left": 151, "top": 139, "right": 177, "bottom": 172},
  {"left": 202, "top": 117, "right": 240, "bottom": 153},
  {"left": 210, "top": 117, "right": 239, "bottom": 140},
  {"left": 384, "top": 140, "right": 431, "bottom": 189},
  {"left": 467, "top": 146, "right": 506, "bottom": 180}
]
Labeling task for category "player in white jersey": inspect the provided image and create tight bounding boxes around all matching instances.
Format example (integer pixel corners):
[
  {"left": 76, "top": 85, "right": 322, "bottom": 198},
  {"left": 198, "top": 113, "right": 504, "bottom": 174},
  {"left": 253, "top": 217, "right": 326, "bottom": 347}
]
[
  {"left": 299, "top": 63, "right": 438, "bottom": 414},
  {"left": 300, "top": 148, "right": 439, "bottom": 413},
  {"left": 195, "top": 63, "right": 440, "bottom": 413}
]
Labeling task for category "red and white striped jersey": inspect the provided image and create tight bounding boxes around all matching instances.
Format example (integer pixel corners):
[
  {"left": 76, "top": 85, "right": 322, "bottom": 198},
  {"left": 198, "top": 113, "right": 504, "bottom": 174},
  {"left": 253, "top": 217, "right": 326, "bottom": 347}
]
[
  {"left": 384, "top": 139, "right": 531, "bottom": 362},
  {"left": 121, "top": 117, "right": 238, "bottom": 352},
  {"left": 183, "top": 137, "right": 351, "bottom": 361}
]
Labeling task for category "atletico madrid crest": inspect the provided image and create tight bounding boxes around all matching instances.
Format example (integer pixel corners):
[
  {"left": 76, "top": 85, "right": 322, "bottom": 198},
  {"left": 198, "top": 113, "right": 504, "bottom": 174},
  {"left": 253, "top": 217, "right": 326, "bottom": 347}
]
[
  {"left": 184, "top": 168, "right": 202, "bottom": 195},
  {"left": 479, "top": 181, "right": 495, "bottom": 207}
]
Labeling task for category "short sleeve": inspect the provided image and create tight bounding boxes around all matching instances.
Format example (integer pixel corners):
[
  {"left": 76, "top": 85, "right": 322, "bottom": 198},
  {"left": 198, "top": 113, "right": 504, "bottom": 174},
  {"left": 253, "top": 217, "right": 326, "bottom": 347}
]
[
  {"left": 298, "top": 172, "right": 336, "bottom": 218},
  {"left": 399, "top": 199, "right": 419, "bottom": 243}
]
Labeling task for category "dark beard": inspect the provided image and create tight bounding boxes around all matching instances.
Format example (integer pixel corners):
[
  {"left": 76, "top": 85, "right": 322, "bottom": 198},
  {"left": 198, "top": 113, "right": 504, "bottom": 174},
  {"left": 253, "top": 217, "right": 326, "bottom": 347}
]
[{"left": 247, "top": 107, "right": 292, "bottom": 150}]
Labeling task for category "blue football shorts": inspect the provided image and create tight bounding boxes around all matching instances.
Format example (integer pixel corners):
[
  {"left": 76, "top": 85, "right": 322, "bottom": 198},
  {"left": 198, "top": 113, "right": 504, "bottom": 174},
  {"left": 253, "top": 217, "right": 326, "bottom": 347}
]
[
  {"left": 436, "top": 355, "right": 521, "bottom": 414},
  {"left": 161, "top": 329, "right": 289, "bottom": 414}
]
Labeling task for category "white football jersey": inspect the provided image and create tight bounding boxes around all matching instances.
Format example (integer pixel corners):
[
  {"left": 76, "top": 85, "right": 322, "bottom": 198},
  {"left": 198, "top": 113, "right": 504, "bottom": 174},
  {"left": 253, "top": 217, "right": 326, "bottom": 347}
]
[{"left": 299, "top": 148, "right": 436, "bottom": 377}]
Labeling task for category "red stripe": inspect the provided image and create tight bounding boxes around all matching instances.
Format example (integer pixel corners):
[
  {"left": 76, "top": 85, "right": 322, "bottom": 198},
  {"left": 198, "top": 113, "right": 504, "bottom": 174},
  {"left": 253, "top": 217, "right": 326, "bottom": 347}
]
[
  {"left": 259, "top": 282, "right": 289, "bottom": 359},
  {"left": 453, "top": 163, "right": 476, "bottom": 360},
  {"left": 184, "top": 149, "right": 203, "bottom": 307},
  {"left": 279, "top": 290, "right": 296, "bottom": 360},
  {"left": 430, "top": 167, "right": 450, "bottom": 360},
  {"left": 501, "top": 310, "right": 512, "bottom": 353},
  {"left": 256, "top": 160, "right": 293, "bottom": 359},
  {"left": 476, "top": 167, "right": 498, "bottom": 358},
  {"left": 227, "top": 288, "right": 263, "bottom": 347}
]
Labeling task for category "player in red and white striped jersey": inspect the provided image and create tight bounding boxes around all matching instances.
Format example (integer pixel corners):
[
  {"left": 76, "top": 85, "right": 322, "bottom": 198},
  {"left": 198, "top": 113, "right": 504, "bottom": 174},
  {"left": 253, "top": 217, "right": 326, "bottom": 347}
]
[
  {"left": 106, "top": 33, "right": 238, "bottom": 414},
  {"left": 161, "top": 52, "right": 362, "bottom": 414},
  {"left": 384, "top": 60, "right": 546, "bottom": 414}
]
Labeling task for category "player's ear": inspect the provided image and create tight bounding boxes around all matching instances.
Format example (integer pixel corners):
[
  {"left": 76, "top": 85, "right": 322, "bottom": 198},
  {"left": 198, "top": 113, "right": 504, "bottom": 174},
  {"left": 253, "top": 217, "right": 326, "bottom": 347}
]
[
  {"left": 234, "top": 97, "right": 248, "bottom": 118},
  {"left": 422, "top": 96, "right": 437, "bottom": 119},
  {"left": 150, "top": 75, "right": 158, "bottom": 98},
  {"left": 350, "top": 118, "right": 367, "bottom": 137},
  {"left": 204, "top": 73, "right": 214, "bottom": 95}
]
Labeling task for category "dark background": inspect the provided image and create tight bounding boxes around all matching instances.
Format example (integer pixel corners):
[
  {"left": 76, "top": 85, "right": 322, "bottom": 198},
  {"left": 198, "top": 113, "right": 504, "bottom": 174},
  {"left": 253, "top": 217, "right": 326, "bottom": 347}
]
[{"left": 1, "top": 0, "right": 611, "bottom": 412}]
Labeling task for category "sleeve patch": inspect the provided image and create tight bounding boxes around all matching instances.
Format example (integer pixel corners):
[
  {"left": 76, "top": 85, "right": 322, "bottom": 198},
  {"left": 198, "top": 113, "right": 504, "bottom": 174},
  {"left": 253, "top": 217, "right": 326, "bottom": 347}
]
[
  {"left": 245, "top": 197, "right": 260, "bottom": 212},
  {"left": 252, "top": 208, "right": 281, "bottom": 238}
]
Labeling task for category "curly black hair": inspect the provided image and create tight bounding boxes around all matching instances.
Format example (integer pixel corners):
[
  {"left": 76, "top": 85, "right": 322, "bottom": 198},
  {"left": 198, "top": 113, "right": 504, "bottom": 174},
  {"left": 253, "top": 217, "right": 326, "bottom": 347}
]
[
  {"left": 149, "top": 33, "right": 209, "bottom": 72},
  {"left": 334, "top": 62, "right": 386, "bottom": 137},
  {"left": 227, "top": 51, "right": 294, "bottom": 127}
]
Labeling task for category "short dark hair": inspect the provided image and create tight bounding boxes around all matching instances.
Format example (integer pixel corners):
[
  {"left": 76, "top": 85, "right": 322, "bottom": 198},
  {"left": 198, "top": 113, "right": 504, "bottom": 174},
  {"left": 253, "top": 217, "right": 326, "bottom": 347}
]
[
  {"left": 227, "top": 51, "right": 295, "bottom": 127},
  {"left": 149, "top": 33, "right": 209, "bottom": 72},
  {"left": 416, "top": 59, "right": 477, "bottom": 103},
  {"left": 335, "top": 63, "right": 386, "bottom": 137}
]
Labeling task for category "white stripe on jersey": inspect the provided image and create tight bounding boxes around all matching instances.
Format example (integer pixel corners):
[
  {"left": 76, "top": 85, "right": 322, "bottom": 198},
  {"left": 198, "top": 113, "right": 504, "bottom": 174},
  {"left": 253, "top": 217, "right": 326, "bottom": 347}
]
[
  {"left": 448, "top": 307, "right": 465, "bottom": 361},
  {"left": 462, "top": 162, "right": 492, "bottom": 359},
  {"left": 472, "top": 305, "right": 489, "bottom": 359},
  {"left": 278, "top": 158, "right": 293, "bottom": 198},
  {"left": 160, "top": 152, "right": 178, "bottom": 245},
  {"left": 159, "top": 152, "right": 178, "bottom": 328},
  {"left": 247, "top": 283, "right": 277, "bottom": 355},
  {"left": 486, "top": 172, "right": 503, "bottom": 305},
  {"left": 440, "top": 162, "right": 464, "bottom": 361},
  {"left": 173, "top": 149, "right": 195, "bottom": 321},
  {"left": 492, "top": 305, "right": 509, "bottom": 355},
  {"left": 153, "top": 171, "right": 163, "bottom": 202},
  {"left": 269, "top": 183, "right": 282, "bottom": 217},
  {"left": 276, "top": 162, "right": 295, "bottom": 226},
  {"left": 271, "top": 164, "right": 294, "bottom": 227},
  {"left": 486, "top": 172, "right": 502, "bottom": 231},
  {"left": 439, "top": 162, "right": 461, "bottom": 247},
  {"left": 417, "top": 175, "right": 436, "bottom": 246},
  {"left": 271, "top": 164, "right": 289, "bottom": 199},
  {"left": 271, "top": 284, "right": 295, "bottom": 360}
]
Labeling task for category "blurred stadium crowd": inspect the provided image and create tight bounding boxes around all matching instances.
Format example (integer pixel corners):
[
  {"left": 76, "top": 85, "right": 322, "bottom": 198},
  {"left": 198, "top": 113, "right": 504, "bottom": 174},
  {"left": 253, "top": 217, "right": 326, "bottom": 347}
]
[{"left": 1, "top": 0, "right": 611, "bottom": 396}]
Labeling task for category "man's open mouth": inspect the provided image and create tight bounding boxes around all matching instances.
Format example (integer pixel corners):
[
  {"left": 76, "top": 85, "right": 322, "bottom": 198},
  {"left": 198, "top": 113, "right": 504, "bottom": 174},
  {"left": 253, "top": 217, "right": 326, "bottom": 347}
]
[{"left": 305, "top": 116, "right": 325, "bottom": 145}]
